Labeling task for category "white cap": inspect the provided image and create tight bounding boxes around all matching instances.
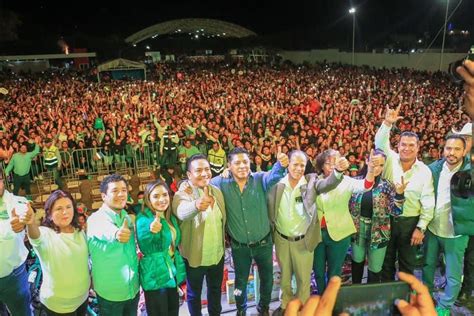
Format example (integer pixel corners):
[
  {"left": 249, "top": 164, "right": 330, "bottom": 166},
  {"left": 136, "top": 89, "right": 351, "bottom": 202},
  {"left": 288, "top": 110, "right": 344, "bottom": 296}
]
[{"left": 451, "top": 122, "right": 472, "bottom": 137}]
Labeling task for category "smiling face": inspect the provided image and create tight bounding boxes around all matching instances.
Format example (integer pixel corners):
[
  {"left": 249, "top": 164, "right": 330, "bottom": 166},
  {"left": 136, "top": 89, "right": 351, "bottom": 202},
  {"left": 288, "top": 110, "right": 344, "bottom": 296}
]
[
  {"left": 288, "top": 152, "right": 307, "bottom": 182},
  {"left": 49, "top": 197, "right": 75, "bottom": 231},
  {"left": 398, "top": 135, "right": 419, "bottom": 163},
  {"left": 187, "top": 158, "right": 212, "bottom": 188},
  {"left": 229, "top": 153, "right": 251, "bottom": 181},
  {"left": 101, "top": 180, "right": 128, "bottom": 211},
  {"left": 148, "top": 185, "right": 170, "bottom": 213}
]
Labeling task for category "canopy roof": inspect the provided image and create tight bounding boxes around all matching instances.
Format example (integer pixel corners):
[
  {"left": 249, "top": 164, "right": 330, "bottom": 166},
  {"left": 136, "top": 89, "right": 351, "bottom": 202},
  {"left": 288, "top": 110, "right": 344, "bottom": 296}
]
[
  {"left": 97, "top": 58, "right": 145, "bottom": 72},
  {"left": 125, "top": 18, "right": 257, "bottom": 45}
]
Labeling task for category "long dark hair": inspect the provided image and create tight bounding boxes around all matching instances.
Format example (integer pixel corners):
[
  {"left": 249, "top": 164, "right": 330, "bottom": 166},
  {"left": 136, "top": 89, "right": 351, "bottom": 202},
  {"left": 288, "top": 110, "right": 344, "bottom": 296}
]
[
  {"left": 143, "top": 179, "right": 173, "bottom": 224},
  {"left": 42, "top": 190, "right": 82, "bottom": 233}
]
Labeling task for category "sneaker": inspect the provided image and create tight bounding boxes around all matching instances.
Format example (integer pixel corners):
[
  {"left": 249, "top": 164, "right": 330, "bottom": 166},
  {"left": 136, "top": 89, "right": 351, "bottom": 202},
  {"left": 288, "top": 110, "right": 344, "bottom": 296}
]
[{"left": 435, "top": 306, "right": 450, "bottom": 316}]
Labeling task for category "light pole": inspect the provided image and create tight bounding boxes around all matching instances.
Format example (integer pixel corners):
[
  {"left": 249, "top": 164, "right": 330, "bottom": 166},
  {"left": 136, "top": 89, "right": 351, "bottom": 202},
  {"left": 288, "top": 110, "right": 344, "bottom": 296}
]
[
  {"left": 439, "top": 0, "right": 450, "bottom": 71},
  {"left": 349, "top": 8, "right": 356, "bottom": 65}
]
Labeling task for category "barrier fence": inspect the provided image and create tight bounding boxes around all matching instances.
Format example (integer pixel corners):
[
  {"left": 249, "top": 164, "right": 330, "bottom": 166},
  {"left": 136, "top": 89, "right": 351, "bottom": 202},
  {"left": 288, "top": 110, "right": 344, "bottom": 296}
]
[{"left": 1, "top": 142, "right": 167, "bottom": 187}]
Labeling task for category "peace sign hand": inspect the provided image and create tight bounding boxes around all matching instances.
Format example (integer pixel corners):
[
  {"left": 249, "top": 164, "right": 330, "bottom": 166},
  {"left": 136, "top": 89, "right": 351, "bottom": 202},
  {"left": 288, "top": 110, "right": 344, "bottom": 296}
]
[{"left": 395, "top": 176, "right": 409, "bottom": 195}]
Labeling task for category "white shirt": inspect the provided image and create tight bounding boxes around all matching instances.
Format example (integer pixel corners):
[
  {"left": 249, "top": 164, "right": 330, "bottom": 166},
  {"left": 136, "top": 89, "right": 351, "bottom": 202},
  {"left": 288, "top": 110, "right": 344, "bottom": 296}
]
[
  {"left": 375, "top": 123, "right": 435, "bottom": 230},
  {"left": 0, "top": 191, "right": 29, "bottom": 278},
  {"left": 428, "top": 162, "right": 462, "bottom": 238},
  {"left": 29, "top": 227, "right": 90, "bottom": 313},
  {"left": 276, "top": 175, "right": 310, "bottom": 237}
]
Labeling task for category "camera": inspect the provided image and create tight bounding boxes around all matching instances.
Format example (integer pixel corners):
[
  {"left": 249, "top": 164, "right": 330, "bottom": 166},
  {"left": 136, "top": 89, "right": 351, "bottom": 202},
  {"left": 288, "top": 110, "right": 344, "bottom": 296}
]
[
  {"left": 451, "top": 165, "right": 473, "bottom": 199},
  {"left": 448, "top": 45, "right": 474, "bottom": 85}
]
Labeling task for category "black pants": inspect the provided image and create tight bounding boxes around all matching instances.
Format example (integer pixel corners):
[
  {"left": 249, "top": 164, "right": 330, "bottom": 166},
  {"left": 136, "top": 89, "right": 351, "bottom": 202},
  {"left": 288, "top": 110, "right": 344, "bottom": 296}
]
[
  {"left": 144, "top": 288, "right": 179, "bottom": 316},
  {"left": 13, "top": 174, "right": 31, "bottom": 195},
  {"left": 461, "top": 235, "right": 474, "bottom": 295},
  {"left": 41, "top": 299, "right": 88, "bottom": 316},
  {"left": 381, "top": 216, "right": 419, "bottom": 281},
  {"left": 184, "top": 257, "right": 224, "bottom": 316}
]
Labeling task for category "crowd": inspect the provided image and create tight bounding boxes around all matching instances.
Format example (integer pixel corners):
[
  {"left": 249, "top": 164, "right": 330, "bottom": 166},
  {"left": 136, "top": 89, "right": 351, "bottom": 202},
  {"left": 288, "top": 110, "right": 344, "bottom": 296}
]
[
  {"left": 0, "top": 61, "right": 470, "bottom": 180},
  {"left": 0, "top": 59, "right": 473, "bottom": 316}
]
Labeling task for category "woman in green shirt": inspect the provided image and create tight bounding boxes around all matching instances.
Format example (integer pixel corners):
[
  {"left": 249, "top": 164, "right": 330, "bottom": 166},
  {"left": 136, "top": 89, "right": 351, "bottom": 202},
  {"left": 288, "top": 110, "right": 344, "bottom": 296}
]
[{"left": 136, "top": 180, "right": 186, "bottom": 316}]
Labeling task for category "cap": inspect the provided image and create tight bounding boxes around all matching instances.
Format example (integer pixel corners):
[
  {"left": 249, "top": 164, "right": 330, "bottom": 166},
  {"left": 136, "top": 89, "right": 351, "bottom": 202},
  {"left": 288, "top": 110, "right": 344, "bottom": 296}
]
[{"left": 451, "top": 123, "right": 472, "bottom": 137}]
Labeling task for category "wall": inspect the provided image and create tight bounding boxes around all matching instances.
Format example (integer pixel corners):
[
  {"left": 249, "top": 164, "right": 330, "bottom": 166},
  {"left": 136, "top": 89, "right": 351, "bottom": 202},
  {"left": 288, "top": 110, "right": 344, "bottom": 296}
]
[{"left": 279, "top": 49, "right": 467, "bottom": 72}]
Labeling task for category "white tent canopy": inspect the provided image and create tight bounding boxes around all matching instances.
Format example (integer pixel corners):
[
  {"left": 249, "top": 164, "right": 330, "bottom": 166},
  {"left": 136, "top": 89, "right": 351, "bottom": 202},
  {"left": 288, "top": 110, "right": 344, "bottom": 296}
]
[{"left": 97, "top": 58, "right": 146, "bottom": 82}]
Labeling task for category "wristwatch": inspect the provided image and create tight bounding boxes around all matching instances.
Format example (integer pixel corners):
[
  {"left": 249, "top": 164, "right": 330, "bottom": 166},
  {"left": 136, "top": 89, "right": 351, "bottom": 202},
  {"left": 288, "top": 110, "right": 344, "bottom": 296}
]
[{"left": 416, "top": 226, "right": 426, "bottom": 234}]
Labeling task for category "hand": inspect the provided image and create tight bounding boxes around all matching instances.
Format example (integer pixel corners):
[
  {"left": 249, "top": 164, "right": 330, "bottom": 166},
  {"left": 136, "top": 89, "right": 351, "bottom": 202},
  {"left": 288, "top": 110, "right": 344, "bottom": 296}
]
[
  {"left": 384, "top": 104, "right": 403, "bottom": 126},
  {"left": 221, "top": 168, "right": 230, "bottom": 179},
  {"left": 21, "top": 203, "right": 35, "bottom": 225},
  {"left": 334, "top": 156, "right": 349, "bottom": 172},
  {"left": 195, "top": 186, "right": 214, "bottom": 211},
  {"left": 10, "top": 209, "right": 25, "bottom": 233},
  {"left": 395, "top": 176, "right": 409, "bottom": 194},
  {"left": 456, "top": 60, "right": 474, "bottom": 119},
  {"left": 276, "top": 146, "right": 289, "bottom": 168},
  {"left": 367, "top": 149, "right": 384, "bottom": 173},
  {"left": 149, "top": 211, "right": 162, "bottom": 234},
  {"left": 285, "top": 276, "right": 348, "bottom": 316},
  {"left": 410, "top": 227, "right": 424, "bottom": 246},
  {"left": 181, "top": 181, "right": 193, "bottom": 195},
  {"left": 396, "top": 272, "right": 437, "bottom": 316},
  {"left": 116, "top": 218, "right": 131, "bottom": 243}
]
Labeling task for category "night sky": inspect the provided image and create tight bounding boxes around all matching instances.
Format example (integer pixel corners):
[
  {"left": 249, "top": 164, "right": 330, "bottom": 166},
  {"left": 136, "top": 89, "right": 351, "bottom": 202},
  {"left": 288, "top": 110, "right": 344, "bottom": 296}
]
[{"left": 1, "top": 0, "right": 473, "bottom": 55}]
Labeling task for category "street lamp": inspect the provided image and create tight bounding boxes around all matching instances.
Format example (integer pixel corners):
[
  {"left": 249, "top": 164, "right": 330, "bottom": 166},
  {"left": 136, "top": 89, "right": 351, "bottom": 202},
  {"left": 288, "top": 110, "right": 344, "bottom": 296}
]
[
  {"left": 439, "top": 0, "right": 450, "bottom": 71},
  {"left": 349, "top": 8, "right": 356, "bottom": 65}
]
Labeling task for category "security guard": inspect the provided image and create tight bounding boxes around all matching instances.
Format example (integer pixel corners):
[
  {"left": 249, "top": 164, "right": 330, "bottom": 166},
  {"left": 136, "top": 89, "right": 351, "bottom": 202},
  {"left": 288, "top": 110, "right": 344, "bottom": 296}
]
[
  {"left": 43, "top": 138, "right": 63, "bottom": 189},
  {"left": 208, "top": 142, "right": 226, "bottom": 177}
]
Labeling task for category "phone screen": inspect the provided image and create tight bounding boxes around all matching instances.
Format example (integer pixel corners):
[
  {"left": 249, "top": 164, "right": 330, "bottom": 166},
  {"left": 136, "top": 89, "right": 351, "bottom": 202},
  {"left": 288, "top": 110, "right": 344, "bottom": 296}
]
[{"left": 333, "top": 281, "right": 410, "bottom": 316}]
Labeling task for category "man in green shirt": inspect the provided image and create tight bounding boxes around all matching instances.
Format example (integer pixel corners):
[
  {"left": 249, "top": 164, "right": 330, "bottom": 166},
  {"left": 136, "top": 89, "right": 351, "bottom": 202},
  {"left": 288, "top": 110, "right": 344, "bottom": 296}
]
[
  {"left": 178, "top": 138, "right": 201, "bottom": 172},
  {"left": 210, "top": 147, "right": 289, "bottom": 316},
  {"left": 87, "top": 174, "right": 139, "bottom": 316},
  {"left": 5, "top": 139, "right": 40, "bottom": 197}
]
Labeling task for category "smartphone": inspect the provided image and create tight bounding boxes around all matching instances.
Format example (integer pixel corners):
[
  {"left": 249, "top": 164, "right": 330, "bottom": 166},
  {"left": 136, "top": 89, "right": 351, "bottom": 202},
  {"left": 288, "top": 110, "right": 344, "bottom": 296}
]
[{"left": 333, "top": 281, "right": 410, "bottom": 316}]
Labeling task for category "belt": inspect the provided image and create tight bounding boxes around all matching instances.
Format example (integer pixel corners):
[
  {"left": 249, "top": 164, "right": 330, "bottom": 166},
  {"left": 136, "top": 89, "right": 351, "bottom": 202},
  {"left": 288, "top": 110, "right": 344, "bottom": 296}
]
[
  {"left": 231, "top": 233, "right": 270, "bottom": 248},
  {"left": 360, "top": 216, "right": 372, "bottom": 224},
  {"left": 391, "top": 215, "right": 419, "bottom": 223},
  {"left": 277, "top": 230, "right": 305, "bottom": 242}
]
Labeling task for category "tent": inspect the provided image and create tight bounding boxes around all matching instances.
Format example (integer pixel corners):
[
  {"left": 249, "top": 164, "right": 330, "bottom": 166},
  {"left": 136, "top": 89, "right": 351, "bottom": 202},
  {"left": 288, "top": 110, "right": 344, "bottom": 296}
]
[{"left": 96, "top": 58, "right": 146, "bottom": 82}]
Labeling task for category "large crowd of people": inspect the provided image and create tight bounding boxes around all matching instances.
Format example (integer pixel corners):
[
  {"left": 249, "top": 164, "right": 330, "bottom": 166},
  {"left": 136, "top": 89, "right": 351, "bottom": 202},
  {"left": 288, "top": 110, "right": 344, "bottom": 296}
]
[{"left": 0, "top": 58, "right": 473, "bottom": 316}]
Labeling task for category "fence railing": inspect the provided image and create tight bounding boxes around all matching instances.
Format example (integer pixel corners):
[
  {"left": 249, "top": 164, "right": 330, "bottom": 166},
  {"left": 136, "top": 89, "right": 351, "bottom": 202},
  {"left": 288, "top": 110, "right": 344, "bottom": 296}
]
[{"left": 1, "top": 142, "right": 165, "bottom": 184}]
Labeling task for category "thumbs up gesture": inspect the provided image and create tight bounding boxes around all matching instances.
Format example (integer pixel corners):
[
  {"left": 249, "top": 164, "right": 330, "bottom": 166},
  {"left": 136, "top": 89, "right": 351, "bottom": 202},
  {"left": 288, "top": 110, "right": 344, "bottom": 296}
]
[
  {"left": 150, "top": 212, "right": 163, "bottom": 234},
  {"left": 21, "top": 203, "right": 35, "bottom": 225},
  {"left": 116, "top": 218, "right": 131, "bottom": 243},
  {"left": 276, "top": 145, "right": 289, "bottom": 168},
  {"left": 195, "top": 186, "right": 215, "bottom": 211},
  {"left": 334, "top": 156, "right": 349, "bottom": 172},
  {"left": 10, "top": 209, "right": 25, "bottom": 233}
]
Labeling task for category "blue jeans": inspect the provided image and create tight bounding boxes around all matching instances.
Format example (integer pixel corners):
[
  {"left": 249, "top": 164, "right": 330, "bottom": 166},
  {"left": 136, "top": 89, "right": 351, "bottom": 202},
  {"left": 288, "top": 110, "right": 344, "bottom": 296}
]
[
  {"left": 231, "top": 235, "right": 273, "bottom": 313},
  {"left": 97, "top": 293, "right": 139, "bottom": 316},
  {"left": 0, "top": 263, "right": 32, "bottom": 316},
  {"left": 184, "top": 257, "right": 224, "bottom": 316},
  {"left": 422, "top": 230, "right": 469, "bottom": 309}
]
